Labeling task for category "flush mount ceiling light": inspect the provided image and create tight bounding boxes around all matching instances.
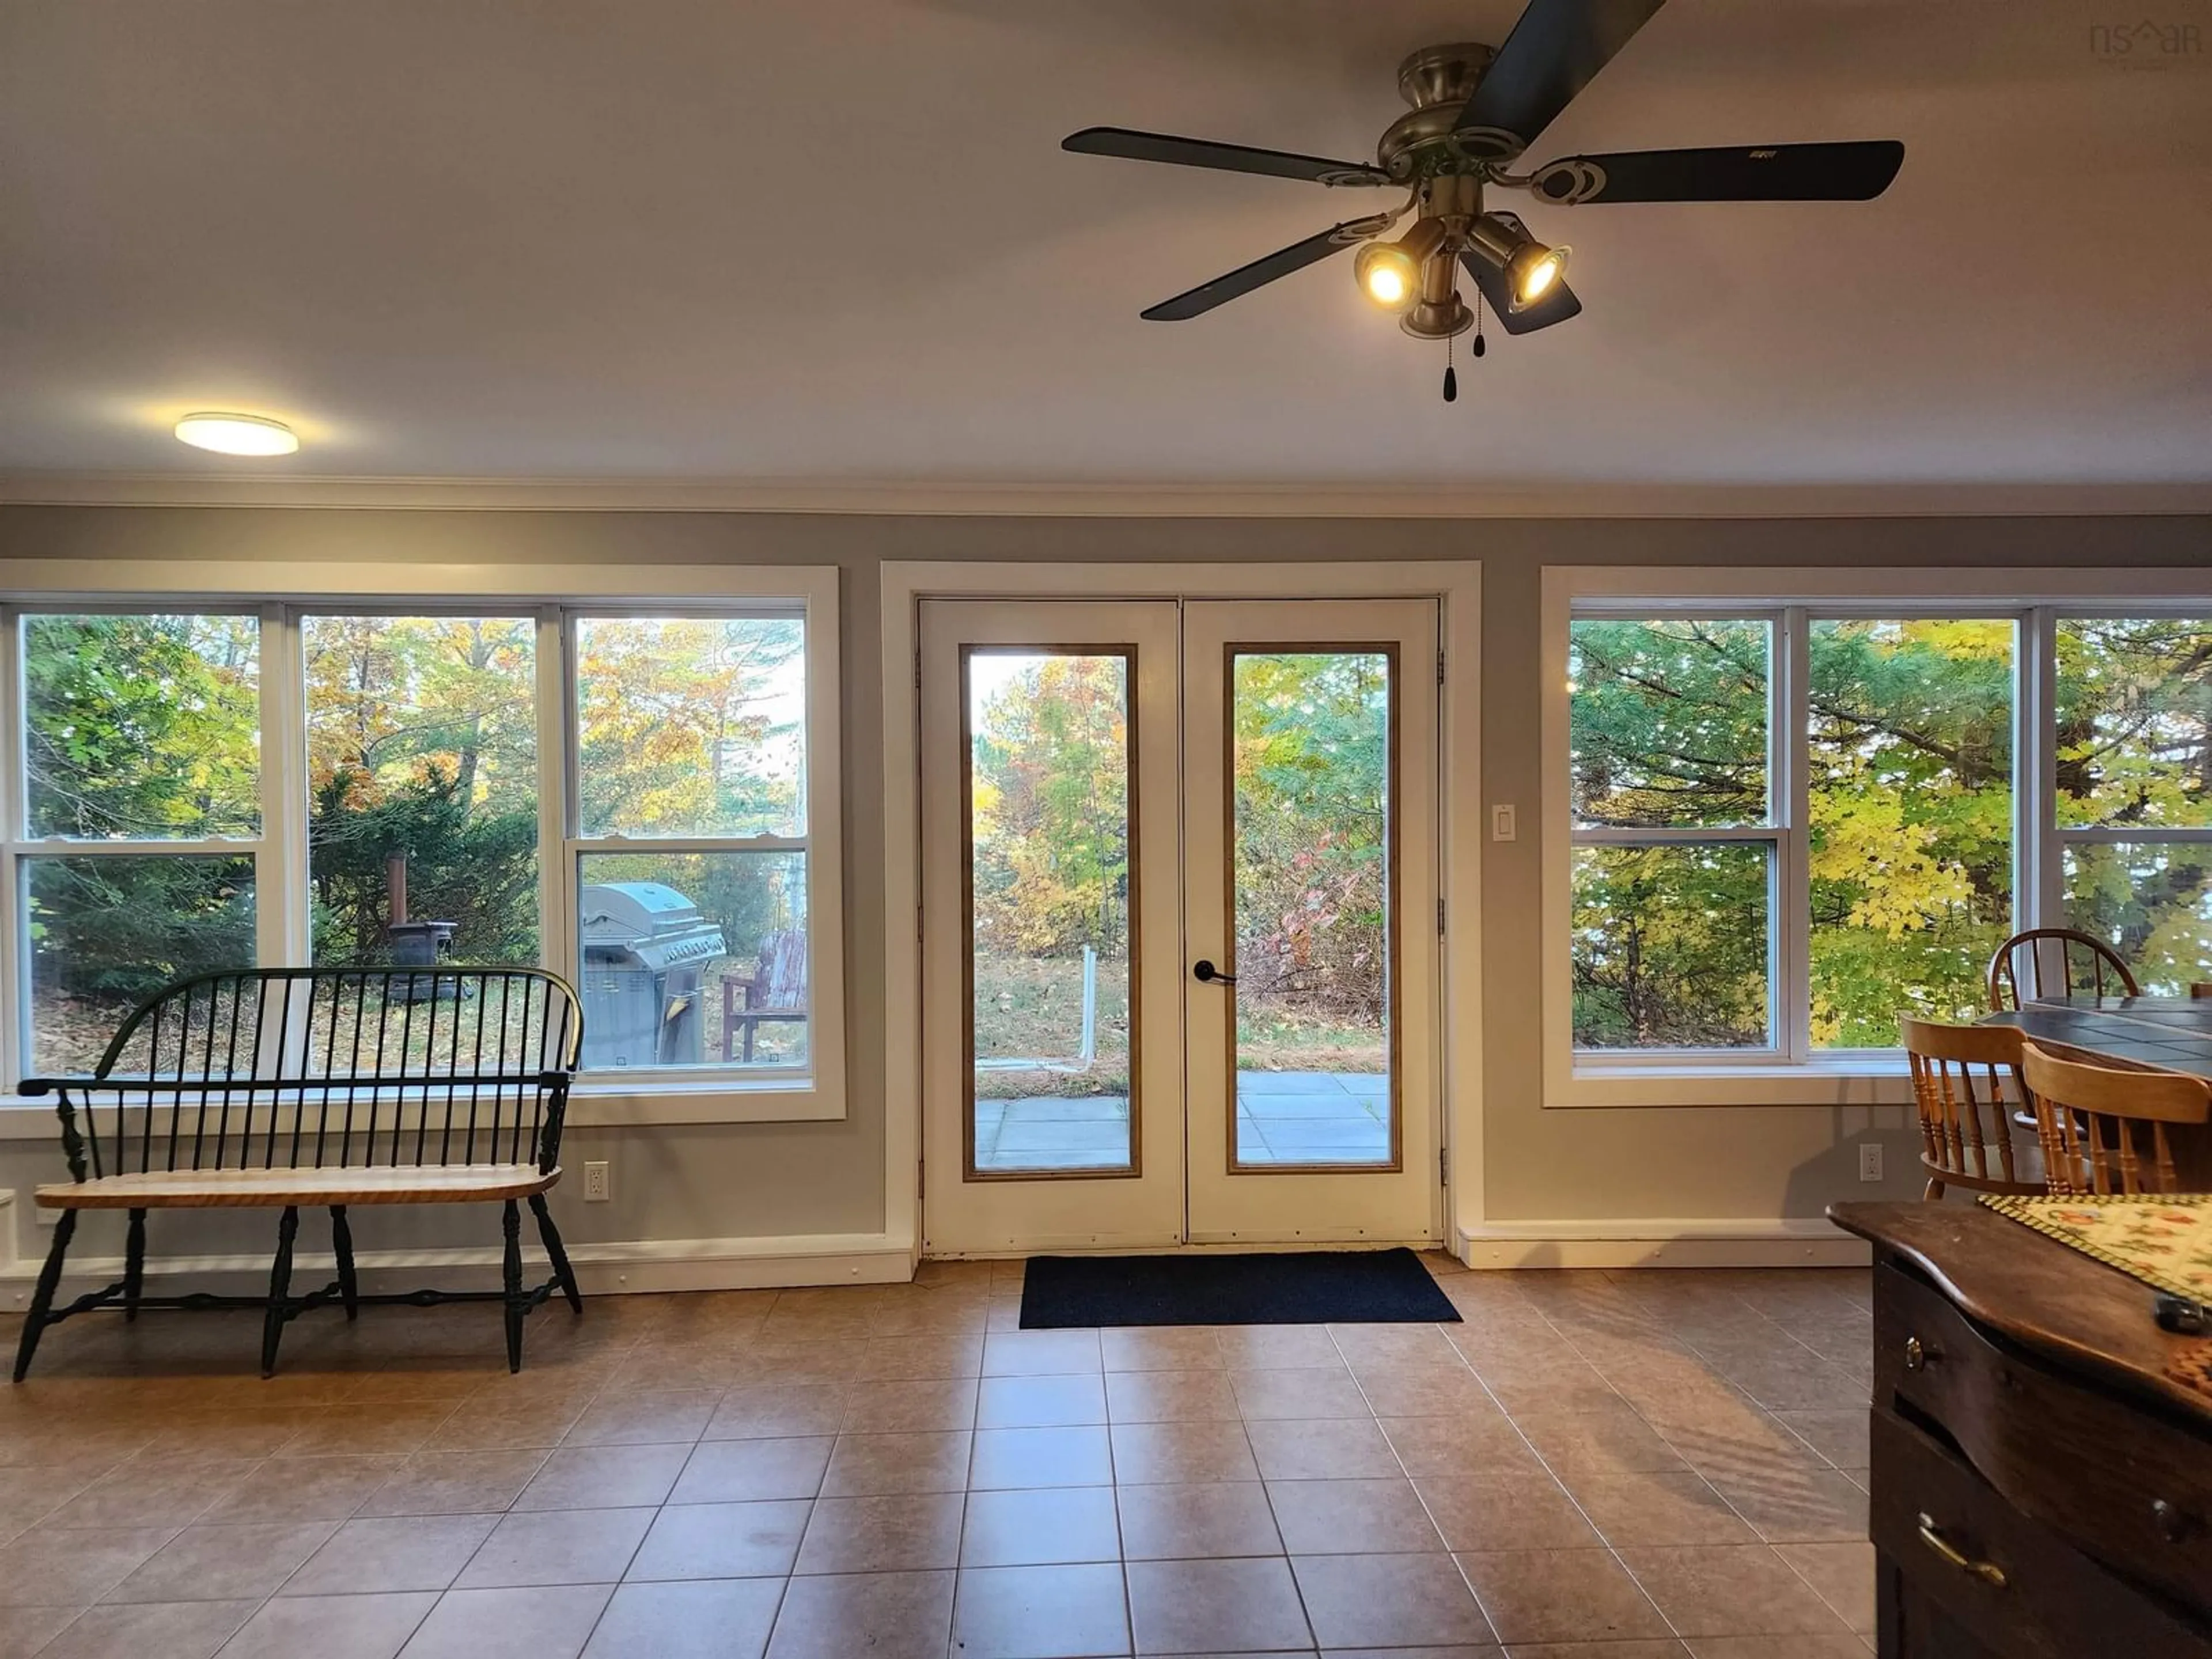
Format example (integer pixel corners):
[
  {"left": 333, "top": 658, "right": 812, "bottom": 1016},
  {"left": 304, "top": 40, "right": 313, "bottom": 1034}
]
[{"left": 173, "top": 412, "right": 300, "bottom": 456}]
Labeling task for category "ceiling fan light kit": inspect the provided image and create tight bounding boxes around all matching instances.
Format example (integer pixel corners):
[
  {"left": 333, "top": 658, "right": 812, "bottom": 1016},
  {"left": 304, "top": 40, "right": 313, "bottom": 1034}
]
[{"left": 1063, "top": 0, "right": 1904, "bottom": 384}]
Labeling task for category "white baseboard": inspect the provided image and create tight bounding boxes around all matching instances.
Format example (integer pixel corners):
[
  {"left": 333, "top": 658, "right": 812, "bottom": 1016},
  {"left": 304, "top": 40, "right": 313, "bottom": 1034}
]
[
  {"left": 1454, "top": 1216, "right": 1871, "bottom": 1270},
  {"left": 0, "top": 1229, "right": 917, "bottom": 1310}
]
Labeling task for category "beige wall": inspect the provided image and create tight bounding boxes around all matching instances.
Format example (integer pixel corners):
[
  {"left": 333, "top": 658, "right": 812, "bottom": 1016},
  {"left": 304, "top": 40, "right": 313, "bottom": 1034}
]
[{"left": 1, "top": 506, "right": 2206, "bottom": 1263}]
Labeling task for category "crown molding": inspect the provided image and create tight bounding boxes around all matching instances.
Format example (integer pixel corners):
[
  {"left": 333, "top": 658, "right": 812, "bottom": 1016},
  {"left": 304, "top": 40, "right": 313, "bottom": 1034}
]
[{"left": 2, "top": 472, "right": 2210, "bottom": 518}]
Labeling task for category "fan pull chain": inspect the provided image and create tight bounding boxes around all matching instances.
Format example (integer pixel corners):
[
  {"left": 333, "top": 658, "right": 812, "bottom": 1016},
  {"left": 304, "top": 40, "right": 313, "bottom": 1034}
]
[
  {"left": 1442, "top": 331, "right": 1457, "bottom": 403},
  {"left": 1472, "top": 290, "right": 1488, "bottom": 358}
]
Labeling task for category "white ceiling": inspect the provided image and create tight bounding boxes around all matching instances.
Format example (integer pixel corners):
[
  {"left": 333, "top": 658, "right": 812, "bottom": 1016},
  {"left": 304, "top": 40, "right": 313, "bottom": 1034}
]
[{"left": 3, "top": 0, "right": 2209, "bottom": 502}]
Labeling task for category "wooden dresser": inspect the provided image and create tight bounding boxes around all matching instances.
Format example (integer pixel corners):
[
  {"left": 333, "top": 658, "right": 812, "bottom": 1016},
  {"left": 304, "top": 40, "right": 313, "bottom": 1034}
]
[{"left": 1831, "top": 1202, "right": 2212, "bottom": 1658}]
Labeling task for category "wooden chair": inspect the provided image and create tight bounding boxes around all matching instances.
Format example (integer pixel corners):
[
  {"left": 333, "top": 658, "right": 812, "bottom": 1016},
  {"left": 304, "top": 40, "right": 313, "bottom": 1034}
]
[
  {"left": 1902, "top": 1017, "right": 2046, "bottom": 1200},
  {"left": 1987, "top": 927, "right": 2139, "bottom": 1010},
  {"left": 2020, "top": 1040, "right": 2212, "bottom": 1196}
]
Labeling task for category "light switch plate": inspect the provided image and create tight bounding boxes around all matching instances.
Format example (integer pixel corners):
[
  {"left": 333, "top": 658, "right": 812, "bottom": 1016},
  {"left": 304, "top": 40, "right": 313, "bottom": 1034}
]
[{"left": 1491, "top": 805, "right": 1517, "bottom": 842}]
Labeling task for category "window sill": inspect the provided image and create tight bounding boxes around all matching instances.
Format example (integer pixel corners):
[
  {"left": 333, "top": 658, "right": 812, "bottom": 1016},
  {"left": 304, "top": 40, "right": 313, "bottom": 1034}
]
[
  {"left": 1555, "top": 1062, "right": 1914, "bottom": 1109},
  {"left": 568, "top": 1077, "right": 844, "bottom": 1126}
]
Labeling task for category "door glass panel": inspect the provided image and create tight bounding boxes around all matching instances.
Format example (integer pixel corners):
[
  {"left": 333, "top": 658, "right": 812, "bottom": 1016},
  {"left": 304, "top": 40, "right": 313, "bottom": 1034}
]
[
  {"left": 967, "top": 650, "right": 1135, "bottom": 1175},
  {"left": 1230, "top": 650, "right": 1393, "bottom": 1168}
]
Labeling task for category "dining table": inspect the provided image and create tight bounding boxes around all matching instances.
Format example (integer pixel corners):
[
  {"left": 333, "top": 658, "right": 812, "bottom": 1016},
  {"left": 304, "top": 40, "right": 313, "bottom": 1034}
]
[{"left": 1982, "top": 993, "right": 2212, "bottom": 1188}]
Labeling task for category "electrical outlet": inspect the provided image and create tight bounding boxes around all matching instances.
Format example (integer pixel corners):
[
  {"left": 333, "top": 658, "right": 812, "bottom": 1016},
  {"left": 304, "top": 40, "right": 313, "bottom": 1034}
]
[
  {"left": 1491, "top": 804, "right": 1517, "bottom": 842},
  {"left": 583, "top": 1161, "right": 611, "bottom": 1202},
  {"left": 1858, "top": 1142, "right": 1884, "bottom": 1183}
]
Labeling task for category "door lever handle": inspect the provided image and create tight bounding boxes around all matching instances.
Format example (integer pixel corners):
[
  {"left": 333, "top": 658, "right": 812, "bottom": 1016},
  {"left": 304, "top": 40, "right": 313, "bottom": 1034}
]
[{"left": 1192, "top": 960, "right": 1237, "bottom": 987}]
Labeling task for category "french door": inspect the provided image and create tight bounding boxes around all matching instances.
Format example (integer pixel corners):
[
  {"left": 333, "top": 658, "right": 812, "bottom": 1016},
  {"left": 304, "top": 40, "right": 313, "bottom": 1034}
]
[{"left": 919, "top": 597, "right": 1441, "bottom": 1254}]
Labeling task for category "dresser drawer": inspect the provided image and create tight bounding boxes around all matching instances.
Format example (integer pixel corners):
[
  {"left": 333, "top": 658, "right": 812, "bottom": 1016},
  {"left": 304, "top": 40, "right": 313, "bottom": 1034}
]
[
  {"left": 1871, "top": 1407, "right": 2212, "bottom": 1658},
  {"left": 1874, "top": 1257, "right": 2212, "bottom": 1614}
]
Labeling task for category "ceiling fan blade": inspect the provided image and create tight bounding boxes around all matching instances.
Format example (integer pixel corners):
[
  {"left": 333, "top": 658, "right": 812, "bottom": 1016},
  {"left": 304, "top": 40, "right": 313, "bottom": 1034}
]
[
  {"left": 1530, "top": 140, "right": 1905, "bottom": 204},
  {"left": 1063, "top": 126, "right": 1389, "bottom": 187},
  {"left": 1451, "top": 0, "right": 1667, "bottom": 159},
  {"left": 1460, "top": 211, "right": 1583, "bottom": 334},
  {"left": 1141, "top": 221, "right": 1370, "bottom": 321}
]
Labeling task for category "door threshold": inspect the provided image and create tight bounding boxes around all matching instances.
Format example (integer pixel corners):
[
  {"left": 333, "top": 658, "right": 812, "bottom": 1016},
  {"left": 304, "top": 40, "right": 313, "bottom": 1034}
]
[{"left": 925, "top": 1237, "right": 1443, "bottom": 1260}]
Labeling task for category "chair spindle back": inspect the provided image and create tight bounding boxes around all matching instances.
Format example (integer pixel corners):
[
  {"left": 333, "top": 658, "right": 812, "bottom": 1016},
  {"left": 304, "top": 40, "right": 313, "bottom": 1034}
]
[
  {"left": 2020, "top": 1041, "right": 2212, "bottom": 1198},
  {"left": 1901, "top": 1017, "right": 2044, "bottom": 1199}
]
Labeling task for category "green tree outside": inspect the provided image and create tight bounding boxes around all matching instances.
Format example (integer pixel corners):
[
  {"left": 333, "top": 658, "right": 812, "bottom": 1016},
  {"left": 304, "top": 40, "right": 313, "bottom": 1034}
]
[{"left": 1570, "top": 616, "right": 2212, "bottom": 1048}]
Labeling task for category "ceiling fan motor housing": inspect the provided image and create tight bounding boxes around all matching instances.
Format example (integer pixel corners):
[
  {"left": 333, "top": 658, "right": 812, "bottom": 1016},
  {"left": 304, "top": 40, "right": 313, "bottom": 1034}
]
[
  {"left": 1381, "top": 43, "right": 1503, "bottom": 180},
  {"left": 1396, "top": 42, "right": 1494, "bottom": 111}
]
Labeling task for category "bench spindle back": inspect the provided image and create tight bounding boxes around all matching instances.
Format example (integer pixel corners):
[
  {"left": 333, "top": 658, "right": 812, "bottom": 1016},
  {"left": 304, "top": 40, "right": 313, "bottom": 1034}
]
[{"left": 29, "top": 968, "right": 582, "bottom": 1184}]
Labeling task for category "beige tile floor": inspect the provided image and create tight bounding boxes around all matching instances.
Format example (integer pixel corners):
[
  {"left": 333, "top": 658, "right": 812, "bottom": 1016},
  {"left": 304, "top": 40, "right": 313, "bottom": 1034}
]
[{"left": 0, "top": 1256, "right": 1876, "bottom": 1658}]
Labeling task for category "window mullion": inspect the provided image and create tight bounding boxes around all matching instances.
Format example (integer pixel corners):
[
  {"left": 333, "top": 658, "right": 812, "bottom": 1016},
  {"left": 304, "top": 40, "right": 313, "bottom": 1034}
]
[
  {"left": 2021, "top": 607, "right": 2059, "bottom": 933},
  {"left": 0, "top": 607, "right": 21, "bottom": 1085},
  {"left": 536, "top": 606, "right": 571, "bottom": 982},
  {"left": 259, "top": 604, "right": 310, "bottom": 967},
  {"left": 1779, "top": 607, "right": 1810, "bottom": 1063}
]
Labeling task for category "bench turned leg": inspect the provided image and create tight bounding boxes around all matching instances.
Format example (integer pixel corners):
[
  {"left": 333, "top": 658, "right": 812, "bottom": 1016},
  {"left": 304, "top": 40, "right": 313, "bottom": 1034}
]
[
  {"left": 262, "top": 1206, "right": 299, "bottom": 1379},
  {"left": 13, "top": 1210, "right": 77, "bottom": 1383},
  {"left": 529, "top": 1194, "right": 583, "bottom": 1314},
  {"left": 501, "top": 1199, "right": 525, "bottom": 1374},
  {"left": 329, "top": 1207, "right": 359, "bottom": 1320},
  {"left": 123, "top": 1208, "right": 148, "bottom": 1324}
]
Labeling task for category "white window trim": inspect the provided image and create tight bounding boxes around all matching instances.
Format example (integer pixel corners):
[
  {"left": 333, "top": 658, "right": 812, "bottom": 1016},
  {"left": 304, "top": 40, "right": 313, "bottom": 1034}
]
[
  {"left": 1541, "top": 565, "right": 2212, "bottom": 1109},
  {"left": 0, "top": 559, "right": 846, "bottom": 1129}
]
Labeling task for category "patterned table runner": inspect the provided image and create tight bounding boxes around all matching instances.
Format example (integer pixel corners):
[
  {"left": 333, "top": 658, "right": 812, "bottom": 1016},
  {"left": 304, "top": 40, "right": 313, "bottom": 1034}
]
[{"left": 1980, "top": 1192, "right": 2212, "bottom": 1301}]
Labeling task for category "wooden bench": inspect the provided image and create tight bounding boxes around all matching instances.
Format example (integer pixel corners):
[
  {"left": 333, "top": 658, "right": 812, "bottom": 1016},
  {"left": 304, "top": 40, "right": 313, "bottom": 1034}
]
[
  {"left": 13, "top": 966, "right": 585, "bottom": 1381},
  {"left": 722, "top": 927, "right": 808, "bottom": 1062}
]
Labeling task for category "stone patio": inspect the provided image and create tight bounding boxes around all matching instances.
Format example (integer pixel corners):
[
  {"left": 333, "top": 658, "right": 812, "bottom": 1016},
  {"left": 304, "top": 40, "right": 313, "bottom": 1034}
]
[{"left": 974, "top": 1071, "right": 1390, "bottom": 1172}]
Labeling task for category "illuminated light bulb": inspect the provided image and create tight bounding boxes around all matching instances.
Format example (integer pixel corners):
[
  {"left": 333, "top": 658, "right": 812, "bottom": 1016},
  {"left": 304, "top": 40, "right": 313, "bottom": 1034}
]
[
  {"left": 173, "top": 413, "right": 299, "bottom": 456},
  {"left": 1509, "top": 243, "right": 1570, "bottom": 308},
  {"left": 1464, "top": 214, "right": 1571, "bottom": 314},
  {"left": 1353, "top": 218, "right": 1448, "bottom": 315},
  {"left": 1354, "top": 243, "right": 1419, "bottom": 311}
]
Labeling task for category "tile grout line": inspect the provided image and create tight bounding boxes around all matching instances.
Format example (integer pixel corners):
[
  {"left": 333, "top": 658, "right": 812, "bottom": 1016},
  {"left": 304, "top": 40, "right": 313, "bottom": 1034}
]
[
  {"left": 1237, "top": 1321, "right": 1320, "bottom": 1658},
  {"left": 938, "top": 1339, "right": 987, "bottom": 1659},
  {"left": 1495, "top": 1281, "right": 1699, "bottom": 1649},
  {"left": 1323, "top": 1306, "right": 1567, "bottom": 1653},
  {"left": 12, "top": 1266, "right": 1871, "bottom": 1658},
  {"left": 1099, "top": 1343, "right": 1140, "bottom": 1659},
  {"left": 1544, "top": 1276, "right": 1873, "bottom": 1647}
]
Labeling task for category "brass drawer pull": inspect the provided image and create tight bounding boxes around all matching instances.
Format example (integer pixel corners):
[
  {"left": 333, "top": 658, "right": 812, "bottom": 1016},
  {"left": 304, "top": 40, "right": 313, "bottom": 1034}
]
[
  {"left": 1918, "top": 1513, "right": 2008, "bottom": 1588},
  {"left": 1904, "top": 1336, "right": 1926, "bottom": 1370}
]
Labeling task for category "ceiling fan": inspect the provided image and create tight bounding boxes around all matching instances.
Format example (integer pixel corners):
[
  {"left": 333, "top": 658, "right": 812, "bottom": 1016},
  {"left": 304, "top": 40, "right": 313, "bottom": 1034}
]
[{"left": 1063, "top": 0, "right": 1903, "bottom": 362}]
